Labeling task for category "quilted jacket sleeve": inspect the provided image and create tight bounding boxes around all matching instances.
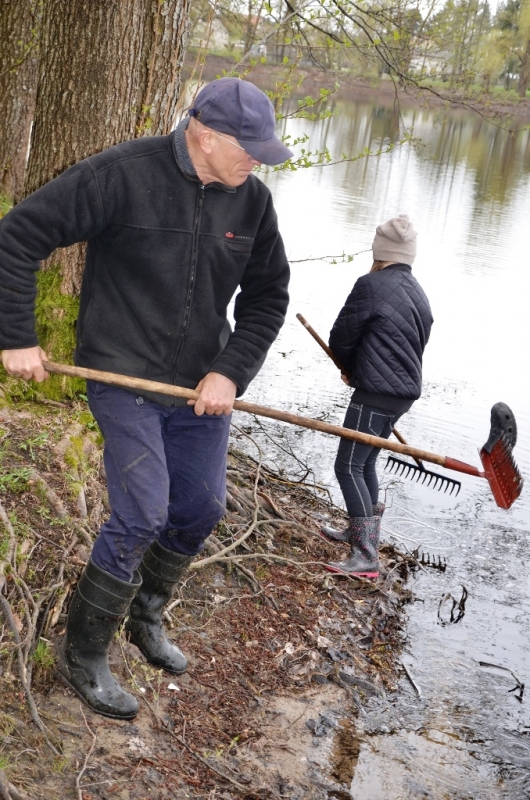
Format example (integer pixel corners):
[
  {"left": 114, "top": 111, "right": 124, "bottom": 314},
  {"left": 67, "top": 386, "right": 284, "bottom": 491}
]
[{"left": 329, "top": 276, "right": 373, "bottom": 377}]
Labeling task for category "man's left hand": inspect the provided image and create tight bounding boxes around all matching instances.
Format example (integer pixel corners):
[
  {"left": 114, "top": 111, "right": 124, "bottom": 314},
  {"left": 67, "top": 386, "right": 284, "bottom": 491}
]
[{"left": 188, "top": 372, "right": 237, "bottom": 416}]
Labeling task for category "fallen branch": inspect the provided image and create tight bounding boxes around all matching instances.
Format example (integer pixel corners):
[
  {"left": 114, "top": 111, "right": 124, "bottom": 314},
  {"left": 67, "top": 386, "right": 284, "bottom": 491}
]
[
  {"left": 401, "top": 660, "right": 422, "bottom": 699},
  {"left": 75, "top": 706, "right": 97, "bottom": 800},
  {"left": 0, "top": 770, "right": 33, "bottom": 800},
  {"left": 0, "top": 500, "right": 17, "bottom": 595},
  {"left": 0, "top": 594, "right": 61, "bottom": 755}
]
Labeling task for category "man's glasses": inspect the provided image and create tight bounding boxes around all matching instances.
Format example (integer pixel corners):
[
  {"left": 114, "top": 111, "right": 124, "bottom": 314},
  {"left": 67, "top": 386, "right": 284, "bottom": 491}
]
[{"left": 214, "top": 132, "right": 254, "bottom": 162}]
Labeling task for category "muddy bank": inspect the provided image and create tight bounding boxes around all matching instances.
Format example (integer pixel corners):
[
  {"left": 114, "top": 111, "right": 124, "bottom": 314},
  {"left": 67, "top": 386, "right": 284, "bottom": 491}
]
[
  {"left": 0, "top": 396, "right": 416, "bottom": 799},
  {"left": 184, "top": 52, "right": 530, "bottom": 125}
]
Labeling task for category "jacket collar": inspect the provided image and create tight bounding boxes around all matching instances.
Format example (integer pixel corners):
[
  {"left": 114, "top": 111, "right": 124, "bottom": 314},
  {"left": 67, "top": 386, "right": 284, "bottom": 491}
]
[
  {"left": 383, "top": 263, "right": 412, "bottom": 273},
  {"left": 172, "top": 118, "right": 236, "bottom": 193}
]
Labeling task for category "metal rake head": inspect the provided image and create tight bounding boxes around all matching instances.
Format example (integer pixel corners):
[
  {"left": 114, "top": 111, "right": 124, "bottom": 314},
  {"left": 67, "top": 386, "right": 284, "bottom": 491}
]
[{"left": 385, "top": 455, "right": 462, "bottom": 496}]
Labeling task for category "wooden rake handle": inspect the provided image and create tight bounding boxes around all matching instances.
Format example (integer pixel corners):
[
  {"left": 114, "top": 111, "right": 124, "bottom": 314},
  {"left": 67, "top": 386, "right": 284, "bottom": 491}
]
[
  {"left": 43, "top": 360, "right": 483, "bottom": 479},
  {"left": 295, "top": 313, "right": 425, "bottom": 469}
]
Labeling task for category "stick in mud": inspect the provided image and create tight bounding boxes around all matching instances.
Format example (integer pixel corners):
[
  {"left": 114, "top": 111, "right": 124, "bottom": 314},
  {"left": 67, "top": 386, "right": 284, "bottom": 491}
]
[{"left": 401, "top": 661, "right": 422, "bottom": 699}]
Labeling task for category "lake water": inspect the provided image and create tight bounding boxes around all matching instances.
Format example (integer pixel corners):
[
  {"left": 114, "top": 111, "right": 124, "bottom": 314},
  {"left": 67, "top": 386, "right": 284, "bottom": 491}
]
[{"left": 232, "top": 96, "right": 530, "bottom": 798}]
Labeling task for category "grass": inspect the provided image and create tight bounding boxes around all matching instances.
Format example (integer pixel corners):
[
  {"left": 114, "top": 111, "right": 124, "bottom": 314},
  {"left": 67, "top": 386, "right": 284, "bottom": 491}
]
[
  {"left": 32, "top": 639, "right": 56, "bottom": 671},
  {"left": 0, "top": 466, "right": 33, "bottom": 494}
]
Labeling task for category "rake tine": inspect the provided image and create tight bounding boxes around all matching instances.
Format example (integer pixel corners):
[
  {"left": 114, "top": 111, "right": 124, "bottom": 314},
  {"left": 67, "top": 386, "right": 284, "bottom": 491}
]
[{"left": 385, "top": 456, "right": 462, "bottom": 497}]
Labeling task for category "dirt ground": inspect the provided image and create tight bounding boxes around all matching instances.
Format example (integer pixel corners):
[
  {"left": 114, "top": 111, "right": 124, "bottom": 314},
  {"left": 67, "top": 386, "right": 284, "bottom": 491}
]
[{"left": 0, "top": 393, "right": 415, "bottom": 800}]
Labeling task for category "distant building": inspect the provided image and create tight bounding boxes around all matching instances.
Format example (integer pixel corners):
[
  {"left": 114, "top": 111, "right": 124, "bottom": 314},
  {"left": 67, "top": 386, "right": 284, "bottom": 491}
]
[{"left": 190, "top": 17, "right": 230, "bottom": 51}]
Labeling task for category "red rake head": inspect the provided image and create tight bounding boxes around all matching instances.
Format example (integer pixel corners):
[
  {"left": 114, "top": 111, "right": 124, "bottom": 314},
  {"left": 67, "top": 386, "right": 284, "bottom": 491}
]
[{"left": 480, "top": 403, "right": 523, "bottom": 509}]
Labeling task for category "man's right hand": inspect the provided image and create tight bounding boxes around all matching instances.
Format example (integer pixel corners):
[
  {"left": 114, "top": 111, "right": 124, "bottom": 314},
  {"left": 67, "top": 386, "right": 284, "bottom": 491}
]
[{"left": 2, "top": 346, "right": 49, "bottom": 382}]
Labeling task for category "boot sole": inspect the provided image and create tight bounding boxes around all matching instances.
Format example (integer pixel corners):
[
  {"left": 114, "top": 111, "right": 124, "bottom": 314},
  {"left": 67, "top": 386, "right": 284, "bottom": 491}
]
[{"left": 55, "top": 668, "right": 139, "bottom": 720}]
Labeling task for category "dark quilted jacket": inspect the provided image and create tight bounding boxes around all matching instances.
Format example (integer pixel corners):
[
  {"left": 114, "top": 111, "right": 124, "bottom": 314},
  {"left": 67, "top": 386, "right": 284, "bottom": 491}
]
[{"left": 329, "top": 264, "right": 433, "bottom": 400}]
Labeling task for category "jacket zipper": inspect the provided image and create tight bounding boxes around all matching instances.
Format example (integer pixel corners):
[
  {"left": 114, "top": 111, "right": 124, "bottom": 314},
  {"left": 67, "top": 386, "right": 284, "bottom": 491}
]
[{"left": 171, "top": 183, "right": 205, "bottom": 381}]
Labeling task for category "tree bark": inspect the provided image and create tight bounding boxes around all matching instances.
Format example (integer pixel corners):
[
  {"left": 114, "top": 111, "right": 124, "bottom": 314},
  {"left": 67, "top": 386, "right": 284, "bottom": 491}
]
[
  {"left": 518, "top": 37, "right": 530, "bottom": 97},
  {"left": 0, "top": 0, "right": 39, "bottom": 203},
  {"left": 24, "top": 0, "right": 191, "bottom": 295}
]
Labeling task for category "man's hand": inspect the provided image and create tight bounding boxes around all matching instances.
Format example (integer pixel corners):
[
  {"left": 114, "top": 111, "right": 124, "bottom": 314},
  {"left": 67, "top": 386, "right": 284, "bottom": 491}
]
[
  {"left": 341, "top": 373, "right": 350, "bottom": 386},
  {"left": 188, "top": 372, "right": 237, "bottom": 416},
  {"left": 2, "top": 346, "right": 49, "bottom": 383}
]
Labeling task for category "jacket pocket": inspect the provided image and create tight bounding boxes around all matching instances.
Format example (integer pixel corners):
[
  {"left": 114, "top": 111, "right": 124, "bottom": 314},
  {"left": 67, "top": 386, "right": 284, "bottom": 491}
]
[{"left": 224, "top": 240, "right": 254, "bottom": 255}]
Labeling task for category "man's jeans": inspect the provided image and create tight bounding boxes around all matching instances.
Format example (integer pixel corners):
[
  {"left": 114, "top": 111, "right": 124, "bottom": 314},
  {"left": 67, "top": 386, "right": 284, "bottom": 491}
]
[
  {"left": 87, "top": 381, "right": 231, "bottom": 581},
  {"left": 334, "top": 401, "right": 401, "bottom": 518}
]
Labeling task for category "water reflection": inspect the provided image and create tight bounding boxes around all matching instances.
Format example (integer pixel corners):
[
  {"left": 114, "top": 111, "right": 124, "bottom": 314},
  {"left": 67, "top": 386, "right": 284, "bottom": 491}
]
[{"left": 231, "top": 94, "right": 530, "bottom": 799}]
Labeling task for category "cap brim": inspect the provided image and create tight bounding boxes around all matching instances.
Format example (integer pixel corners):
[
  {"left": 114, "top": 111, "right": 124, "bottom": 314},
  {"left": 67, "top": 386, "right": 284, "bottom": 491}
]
[{"left": 237, "top": 135, "right": 293, "bottom": 166}]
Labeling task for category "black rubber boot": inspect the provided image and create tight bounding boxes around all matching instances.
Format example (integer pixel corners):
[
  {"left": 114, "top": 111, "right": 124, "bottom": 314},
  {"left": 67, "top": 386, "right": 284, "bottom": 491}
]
[
  {"left": 56, "top": 559, "right": 141, "bottom": 719},
  {"left": 320, "top": 501, "right": 384, "bottom": 543},
  {"left": 325, "top": 516, "right": 381, "bottom": 578},
  {"left": 125, "top": 540, "right": 192, "bottom": 674}
]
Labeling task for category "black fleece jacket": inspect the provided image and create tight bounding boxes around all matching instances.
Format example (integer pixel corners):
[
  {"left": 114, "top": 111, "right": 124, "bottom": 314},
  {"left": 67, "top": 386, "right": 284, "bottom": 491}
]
[
  {"left": 329, "top": 264, "right": 433, "bottom": 412},
  {"left": 0, "top": 122, "right": 290, "bottom": 404}
]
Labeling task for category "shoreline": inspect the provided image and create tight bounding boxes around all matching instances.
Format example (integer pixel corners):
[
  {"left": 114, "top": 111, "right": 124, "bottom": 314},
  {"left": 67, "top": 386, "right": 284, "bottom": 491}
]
[
  {"left": 0, "top": 397, "right": 415, "bottom": 799},
  {"left": 184, "top": 51, "right": 530, "bottom": 126}
]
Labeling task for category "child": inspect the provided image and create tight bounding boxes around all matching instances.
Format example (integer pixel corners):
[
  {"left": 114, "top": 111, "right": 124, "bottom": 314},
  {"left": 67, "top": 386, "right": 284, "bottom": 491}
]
[{"left": 321, "top": 215, "right": 433, "bottom": 577}]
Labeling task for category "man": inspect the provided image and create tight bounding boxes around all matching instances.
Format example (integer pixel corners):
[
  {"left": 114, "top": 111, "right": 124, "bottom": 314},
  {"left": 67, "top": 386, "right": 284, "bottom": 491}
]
[{"left": 0, "top": 78, "right": 292, "bottom": 719}]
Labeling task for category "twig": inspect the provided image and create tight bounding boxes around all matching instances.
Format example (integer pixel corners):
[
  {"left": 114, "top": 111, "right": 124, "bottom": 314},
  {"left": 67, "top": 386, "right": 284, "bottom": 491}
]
[
  {"left": 58, "top": 724, "right": 83, "bottom": 738},
  {"left": 27, "top": 469, "right": 93, "bottom": 548},
  {"left": 478, "top": 661, "right": 525, "bottom": 700},
  {"left": 75, "top": 706, "right": 97, "bottom": 800},
  {"left": 0, "top": 769, "right": 33, "bottom": 800},
  {"left": 0, "top": 594, "right": 61, "bottom": 755},
  {"left": 0, "top": 499, "right": 17, "bottom": 594},
  {"left": 118, "top": 642, "right": 266, "bottom": 797},
  {"left": 401, "top": 661, "right": 422, "bottom": 698}
]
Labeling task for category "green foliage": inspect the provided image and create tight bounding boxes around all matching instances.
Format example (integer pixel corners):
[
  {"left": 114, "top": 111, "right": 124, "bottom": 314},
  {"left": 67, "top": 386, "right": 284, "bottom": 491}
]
[
  {"left": 0, "top": 467, "right": 33, "bottom": 494},
  {"left": 0, "top": 755, "right": 11, "bottom": 770},
  {"left": 75, "top": 409, "right": 101, "bottom": 438},
  {"left": 0, "top": 195, "right": 13, "bottom": 219},
  {"left": 19, "top": 431, "right": 49, "bottom": 461},
  {"left": 0, "top": 713, "right": 17, "bottom": 738},
  {"left": 32, "top": 639, "right": 56, "bottom": 671},
  {"left": 34, "top": 265, "right": 84, "bottom": 401},
  {"left": 52, "top": 756, "right": 69, "bottom": 774}
]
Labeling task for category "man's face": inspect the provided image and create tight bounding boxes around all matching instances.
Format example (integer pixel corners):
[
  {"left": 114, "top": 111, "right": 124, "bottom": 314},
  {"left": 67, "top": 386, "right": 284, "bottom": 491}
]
[{"left": 207, "top": 131, "right": 261, "bottom": 187}]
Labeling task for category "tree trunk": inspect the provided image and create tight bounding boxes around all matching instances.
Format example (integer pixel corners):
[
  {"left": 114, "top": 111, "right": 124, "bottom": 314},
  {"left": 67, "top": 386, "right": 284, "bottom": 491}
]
[
  {"left": 0, "top": 0, "right": 39, "bottom": 203},
  {"left": 518, "top": 38, "right": 530, "bottom": 97},
  {"left": 21, "top": 0, "right": 190, "bottom": 384}
]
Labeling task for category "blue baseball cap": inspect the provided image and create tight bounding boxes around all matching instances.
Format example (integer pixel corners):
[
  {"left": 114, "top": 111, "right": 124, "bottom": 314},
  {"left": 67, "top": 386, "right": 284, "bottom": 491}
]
[{"left": 188, "top": 78, "right": 293, "bottom": 166}]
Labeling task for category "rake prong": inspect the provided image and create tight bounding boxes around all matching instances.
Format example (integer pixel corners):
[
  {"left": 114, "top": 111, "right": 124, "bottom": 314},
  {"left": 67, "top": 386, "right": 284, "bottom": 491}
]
[
  {"left": 384, "top": 456, "right": 462, "bottom": 496},
  {"left": 480, "top": 423, "right": 524, "bottom": 509}
]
